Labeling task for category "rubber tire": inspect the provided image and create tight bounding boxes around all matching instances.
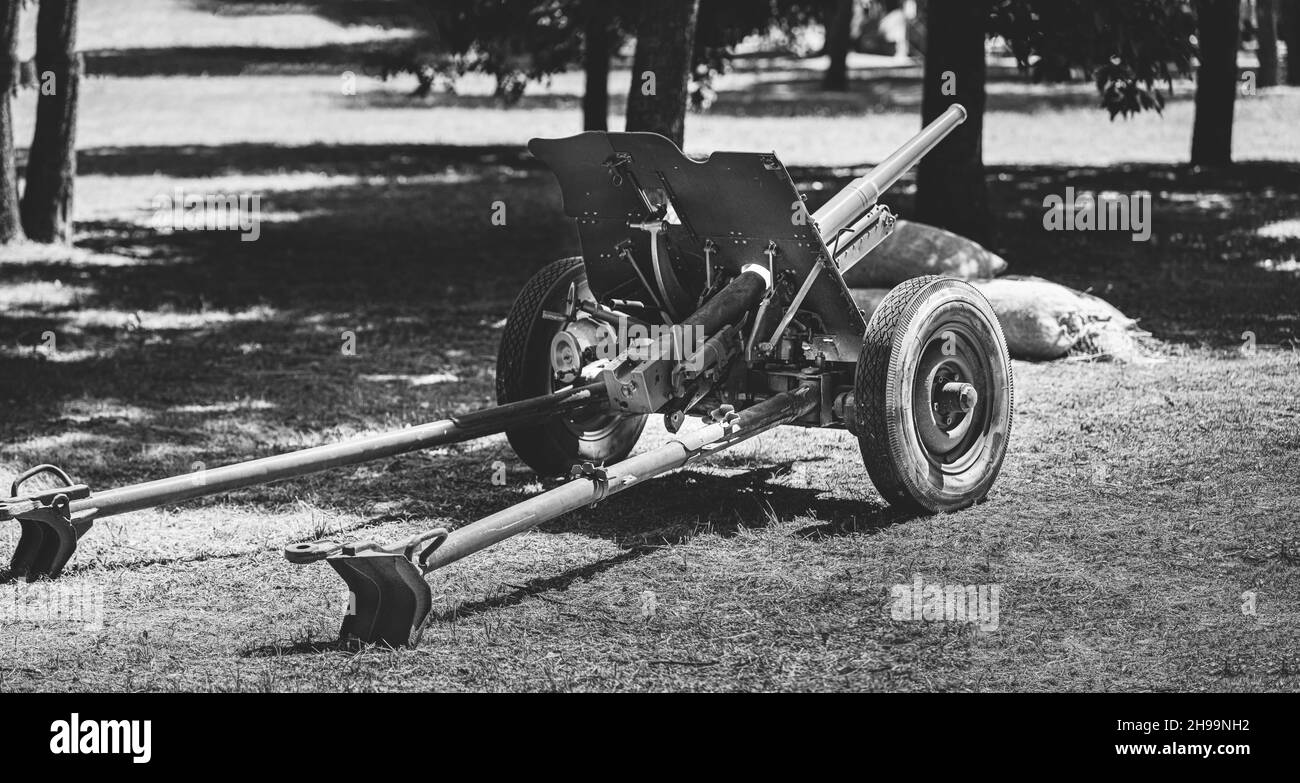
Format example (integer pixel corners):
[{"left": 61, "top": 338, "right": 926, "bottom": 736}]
[
  {"left": 855, "top": 275, "right": 1014, "bottom": 514},
  {"left": 497, "top": 257, "right": 646, "bottom": 476}
]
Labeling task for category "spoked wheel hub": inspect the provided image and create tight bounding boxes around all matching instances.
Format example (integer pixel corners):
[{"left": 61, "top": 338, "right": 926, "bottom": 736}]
[
  {"left": 497, "top": 257, "right": 646, "bottom": 476},
  {"left": 547, "top": 316, "right": 623, "bottom": 440}
]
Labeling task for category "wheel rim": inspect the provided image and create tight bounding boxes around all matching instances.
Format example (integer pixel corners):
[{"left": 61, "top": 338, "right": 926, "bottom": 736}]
[{"left": 909, "top": 320, "right": 994, "bottom": 474}]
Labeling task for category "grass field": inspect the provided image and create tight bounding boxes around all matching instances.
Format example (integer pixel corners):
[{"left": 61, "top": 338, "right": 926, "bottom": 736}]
[{"left": 0, "top": 0, "right": 1297, "bottom": 691}]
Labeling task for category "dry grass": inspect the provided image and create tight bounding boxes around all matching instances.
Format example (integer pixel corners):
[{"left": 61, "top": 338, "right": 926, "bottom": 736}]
[
  {"left": 0, "top": 1, "right": 1297, "bottom": 691},
  {"left": 1, "top": 149, "right": 1295, "bottom": 690},
  {"left": 1, "top": 354, "right": 1297, "bottom": 692}
]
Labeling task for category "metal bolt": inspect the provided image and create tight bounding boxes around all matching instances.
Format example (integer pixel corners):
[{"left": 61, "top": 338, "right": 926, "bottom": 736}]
[{"left": 935, "top": 382, "right": 978, "bottom": 415}]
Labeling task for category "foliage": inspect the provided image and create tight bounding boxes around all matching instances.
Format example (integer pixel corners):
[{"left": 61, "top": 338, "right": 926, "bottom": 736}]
[
  {"left": 988, "top": 0, "right": 1199, "bottom": 118},
  {"left": 384, "top": 0, "right": 1198, "bottom": 119},
  {"left": 393, "top": 0, "right": 833, "bottom": 103},
  {"left": 693, "top": 0, "right": 829, "bottom": 72}
]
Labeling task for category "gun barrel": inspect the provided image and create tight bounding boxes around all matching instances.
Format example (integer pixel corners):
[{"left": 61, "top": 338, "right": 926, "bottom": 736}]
[{"left": 813, "top": 104, "right": 967, "bottom": 244}]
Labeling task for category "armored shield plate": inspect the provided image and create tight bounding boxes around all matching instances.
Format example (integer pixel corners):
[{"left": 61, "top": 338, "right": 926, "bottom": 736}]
[{"left": 529, "top": 132, "right": 866, "bottom": 361}]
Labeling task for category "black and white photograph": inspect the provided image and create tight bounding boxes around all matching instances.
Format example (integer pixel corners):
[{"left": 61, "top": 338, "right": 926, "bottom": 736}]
[{"left": 0, "top": 0, "right": 1294, "bottom": 736}]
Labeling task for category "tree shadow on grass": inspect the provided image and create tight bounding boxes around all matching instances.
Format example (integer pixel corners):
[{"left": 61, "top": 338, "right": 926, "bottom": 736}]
[
  {"left": 85, "top": 40, "right": 428, "bottom": 78},
  {"left": 6, "top": 144, "right": 1294, "bottom": 655},
  {"left": 1, "top": 149, "right": 1295, "bottom": 467},
  {"left": 427, "top": 469, "right": 914, "bottom": 623},
  {"left": 2, "top": 145, "right": 1297, "bottom": 537},
  {"left": 534, "top": 463, "right": 897, "bottom": 542},
  {"left": 73, "top": 142, "right": 537, "bottom": 178},
  {"left": 2, "top": 154, "right": 1296, "bottom": 422},
  {"left": 0, "top": 149, "right": 574, "bottom": 435},
  {"left": 233, "top": 463, "right": 913, "bottom": 656},
  {"left": 798, "top": 160, "right": 1300, "bottom": 347},
  {"left": 694, "top": 67, "right": 1170, "bottom": 118},
  {"left": 81, "top": 37, "right": 1178, "bottom": 121}
]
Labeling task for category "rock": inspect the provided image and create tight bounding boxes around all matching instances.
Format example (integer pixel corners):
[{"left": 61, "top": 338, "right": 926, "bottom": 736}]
[
  {"left": 839, "top": 219, "right": 1008, "bottom": 287},
  {"left": 849, "top": 275, "right": 1159, "bottom": 363}
]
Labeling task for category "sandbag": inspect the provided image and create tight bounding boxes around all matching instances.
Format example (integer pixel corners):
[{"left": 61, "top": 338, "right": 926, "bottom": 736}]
[
  {"left": 972, "top": 276, "right": 1152, "bottom": 361},
  {"left": 839, "top": 219, "right": 1008, "bottom": 287},
  {"left": 848, "top": 276, "right": 1157, "bottom": 363},
  {"left": 848, "top": 287, "right": 891, "bottom": 317}
]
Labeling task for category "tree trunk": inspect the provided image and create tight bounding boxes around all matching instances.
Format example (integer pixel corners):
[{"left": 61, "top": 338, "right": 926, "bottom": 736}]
[
  {"left": 0, "top": 0, "right": 23, "bottom": 244},
  {"left": 1284, "top": 0, "right": 1300, "bottom": 84},
  {"left": 1191, "top": 0, "right": 1241, "bottom": 167},
  {"left": 1258, "top": 0, "right": 1279, "bottom": 86},
  {"left": 22, "top": 0, "right": 80, "bottom": 243},
  {"left": 915, "top": 0, "right": 990, "bottom": 243},
  {"left": 822, "top": 0, "right": 854, "bottom": 90},
  {"left": 625, "top": 0, "right": 700, "bottom": 148},
  {"left": 582, "top": 2, "right": 611, "bottom": 131}
]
